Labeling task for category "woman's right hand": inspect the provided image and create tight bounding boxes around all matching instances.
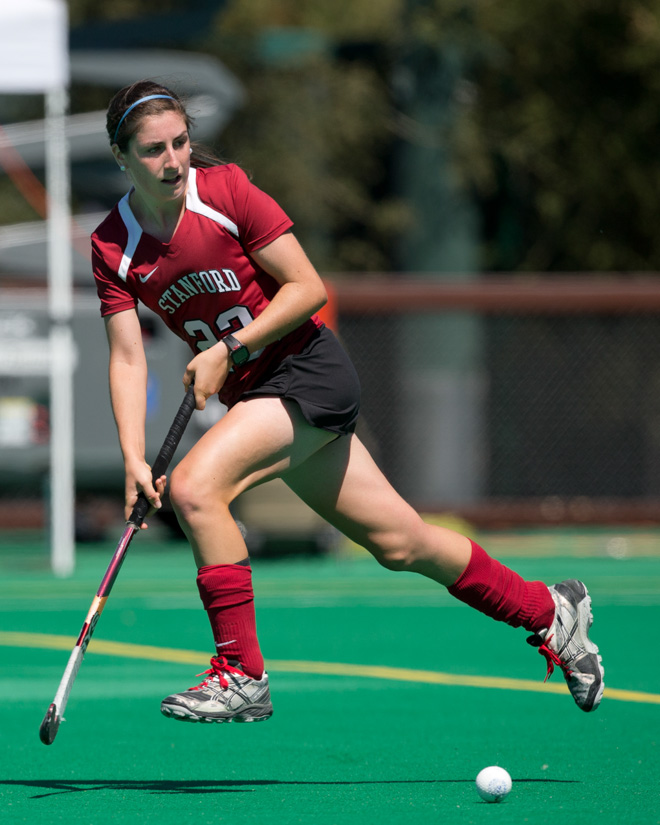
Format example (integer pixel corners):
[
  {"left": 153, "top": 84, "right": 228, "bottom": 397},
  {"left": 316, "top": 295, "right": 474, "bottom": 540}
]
[
  {"left": 124, "top": 459, "right": 167, "bottom": 529},
  {"left": 184, "top": 341, "right": 232, "bottom": 410}
]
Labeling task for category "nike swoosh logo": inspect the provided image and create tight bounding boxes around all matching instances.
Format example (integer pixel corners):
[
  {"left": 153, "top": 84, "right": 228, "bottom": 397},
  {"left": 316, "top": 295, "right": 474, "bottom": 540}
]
[{"left": 139, "top": 266, "right": 159, "bottom": 283}]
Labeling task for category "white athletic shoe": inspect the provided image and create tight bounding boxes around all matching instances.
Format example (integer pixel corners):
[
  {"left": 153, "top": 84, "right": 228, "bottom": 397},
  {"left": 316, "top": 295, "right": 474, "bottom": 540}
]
[
  {"left": 160, "top": 656, "right": 273, "bottom": 723},
  {"left": 527, "top": 580, "right": 604, "bottom": 712}
]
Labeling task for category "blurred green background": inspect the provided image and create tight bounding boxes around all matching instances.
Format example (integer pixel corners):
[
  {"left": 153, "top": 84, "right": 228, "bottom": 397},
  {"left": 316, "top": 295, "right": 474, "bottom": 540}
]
[{"left": 3, "top": 1, "right": 660, "bottom": 556}]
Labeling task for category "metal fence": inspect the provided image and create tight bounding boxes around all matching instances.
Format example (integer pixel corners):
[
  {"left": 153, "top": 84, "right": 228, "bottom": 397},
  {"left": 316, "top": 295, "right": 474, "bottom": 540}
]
[
  {"left": 332, "top": 275, "right": 660, "bottom": 526},
  {"left": 2, "top": 275, "right": 660, "bottom": 548}
]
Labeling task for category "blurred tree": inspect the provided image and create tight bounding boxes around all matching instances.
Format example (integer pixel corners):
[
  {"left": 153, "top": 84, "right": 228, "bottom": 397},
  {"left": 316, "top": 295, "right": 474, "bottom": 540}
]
[
  {"left": 210, "top": 0, "right": 660, "bottom": 273},
  {"left": 205, "top": 0, "right": 411, "bottom": 272},
  {"left": 7, "top": 0, "right": 660, "bottom": 274},
  {"left": 447, "top": 0, "right": 660, "bottom": 272},
  {"left": 68, "top": 0, "right": 187, "bottom": 25}
]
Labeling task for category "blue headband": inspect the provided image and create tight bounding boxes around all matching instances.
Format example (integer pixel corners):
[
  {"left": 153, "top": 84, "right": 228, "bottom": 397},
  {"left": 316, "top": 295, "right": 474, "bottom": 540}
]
[{"left": 113, "top": 94, "right": 176, "bottom": 144}]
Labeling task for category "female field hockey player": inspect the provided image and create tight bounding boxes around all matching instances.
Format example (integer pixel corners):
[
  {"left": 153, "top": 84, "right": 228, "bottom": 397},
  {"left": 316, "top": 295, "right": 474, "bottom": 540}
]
[{"left": 92, "top": 80, "right": 605, "bottom": 723}]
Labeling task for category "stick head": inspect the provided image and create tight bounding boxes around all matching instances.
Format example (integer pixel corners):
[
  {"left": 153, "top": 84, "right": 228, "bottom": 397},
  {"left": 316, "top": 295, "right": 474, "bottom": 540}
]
[{"left": 39, "top": 703, "right": 61, "bottom": 745}]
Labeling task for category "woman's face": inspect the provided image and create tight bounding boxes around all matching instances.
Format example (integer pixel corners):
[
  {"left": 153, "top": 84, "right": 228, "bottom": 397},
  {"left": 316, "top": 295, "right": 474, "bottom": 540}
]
[{"left": 117, "top": 110, "right": 190, "bottom": 206}]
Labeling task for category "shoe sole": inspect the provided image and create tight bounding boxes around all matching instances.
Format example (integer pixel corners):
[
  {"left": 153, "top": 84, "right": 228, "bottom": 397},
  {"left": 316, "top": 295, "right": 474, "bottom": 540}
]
[
  {"left": 577, "top": 588, "right": 605, "bottom": 711},
  {"left": 160, "top": 704, "right": 273, "bottom": 724}
]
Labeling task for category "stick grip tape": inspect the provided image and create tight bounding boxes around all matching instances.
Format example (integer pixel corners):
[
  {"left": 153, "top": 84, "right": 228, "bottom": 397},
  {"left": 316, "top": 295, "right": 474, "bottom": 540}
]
[{"left": 128, "top": 385, "right": 197, "bottom": 527}]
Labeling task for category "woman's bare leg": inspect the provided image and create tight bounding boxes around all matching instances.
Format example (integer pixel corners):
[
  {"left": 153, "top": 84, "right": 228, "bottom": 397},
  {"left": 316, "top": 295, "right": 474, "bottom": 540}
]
[
  {"left": 283, "top": 433, "right": 472, "bottom": 585},
  {"left": 168, "top": 396, "right": 337, "bottom": 568}
]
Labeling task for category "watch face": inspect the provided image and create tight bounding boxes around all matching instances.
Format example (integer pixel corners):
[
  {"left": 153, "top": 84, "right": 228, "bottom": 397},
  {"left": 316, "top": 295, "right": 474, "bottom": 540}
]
[
  {"left": 232, "top": 344, "right": 249, "bottom": 365},
  {"left": 224, "top": 334, "right": 249, "bottom": 366}
]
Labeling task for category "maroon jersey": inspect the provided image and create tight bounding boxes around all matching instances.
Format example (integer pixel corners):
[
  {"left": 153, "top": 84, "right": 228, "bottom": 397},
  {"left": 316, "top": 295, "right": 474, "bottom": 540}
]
[{"left": 92, "top": 164, "right": 322, "bottom": 407}]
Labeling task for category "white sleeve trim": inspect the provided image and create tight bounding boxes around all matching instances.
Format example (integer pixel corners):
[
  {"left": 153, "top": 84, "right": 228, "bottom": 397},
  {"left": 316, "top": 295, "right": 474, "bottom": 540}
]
[
  {"left": 186, "top": 167, "right": 239, "bottom": 237},
  {"left": 117, "top": 192, "right": 143, "bottom": 282}
]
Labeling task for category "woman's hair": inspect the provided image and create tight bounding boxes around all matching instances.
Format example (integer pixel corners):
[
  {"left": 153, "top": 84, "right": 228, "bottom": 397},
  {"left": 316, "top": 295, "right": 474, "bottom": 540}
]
[{"left": 106, "top": 79, "right": 224, "bottom": 169}]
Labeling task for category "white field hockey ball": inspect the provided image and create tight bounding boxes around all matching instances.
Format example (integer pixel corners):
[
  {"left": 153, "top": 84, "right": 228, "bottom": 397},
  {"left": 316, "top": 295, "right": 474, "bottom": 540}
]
[{"left": 475, "top": 766, "right": 512, "bottom": 803}]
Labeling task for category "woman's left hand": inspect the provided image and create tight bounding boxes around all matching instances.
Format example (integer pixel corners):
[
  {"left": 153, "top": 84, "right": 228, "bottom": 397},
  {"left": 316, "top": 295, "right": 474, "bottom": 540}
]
[{"left": 184, "top": 342, "right": 231, "bottom": 410}]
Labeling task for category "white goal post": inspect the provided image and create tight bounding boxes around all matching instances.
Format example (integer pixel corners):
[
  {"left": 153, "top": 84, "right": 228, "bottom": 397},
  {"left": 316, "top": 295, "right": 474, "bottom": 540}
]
[{"left": 0, "top": 1, "right": 75, "bottom": 576}]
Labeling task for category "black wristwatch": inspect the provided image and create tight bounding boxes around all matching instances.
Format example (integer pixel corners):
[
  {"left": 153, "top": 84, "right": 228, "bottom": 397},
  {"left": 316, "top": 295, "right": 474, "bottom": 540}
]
[{"left": 222, "top": 333, "right": 250, "bottom": 366}]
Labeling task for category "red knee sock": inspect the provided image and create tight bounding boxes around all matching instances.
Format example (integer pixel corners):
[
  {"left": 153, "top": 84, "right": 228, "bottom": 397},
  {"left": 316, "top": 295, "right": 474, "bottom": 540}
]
[
  {"left": 196, "top": 563, "right": 264, "bottom": 679},
  {"left": 447, "top": 540, "right": 555, "bottom": 633}
]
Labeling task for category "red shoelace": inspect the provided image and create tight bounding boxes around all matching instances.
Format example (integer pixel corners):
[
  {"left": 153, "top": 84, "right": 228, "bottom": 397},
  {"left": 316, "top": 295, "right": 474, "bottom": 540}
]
[
  {"left": 534, "top": 634, "right": 573, "bottom": 682},
  {"left": 190, "top": 656, "right": 246, "bottom": 691}
]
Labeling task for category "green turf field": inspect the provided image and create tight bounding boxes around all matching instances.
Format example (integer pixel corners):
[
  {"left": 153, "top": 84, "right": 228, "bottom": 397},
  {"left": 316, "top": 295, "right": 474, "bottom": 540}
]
[{"left": 1, "top": 532, "right": 659, "bottom": 825}]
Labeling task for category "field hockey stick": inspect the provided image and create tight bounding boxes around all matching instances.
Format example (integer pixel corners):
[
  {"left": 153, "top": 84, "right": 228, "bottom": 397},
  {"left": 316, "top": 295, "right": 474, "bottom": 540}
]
[{"left": 39, "top": 385, "right": 197, "bottom": 745}]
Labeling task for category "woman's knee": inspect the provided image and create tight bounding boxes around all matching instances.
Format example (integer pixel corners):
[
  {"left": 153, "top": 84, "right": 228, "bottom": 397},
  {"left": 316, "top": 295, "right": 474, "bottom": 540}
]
[
  {"left": 168, "top": 463, "right": 195, "bottom": 520},
  {"left": 366, "top": 522, "right": 427, "bottom": 572},
  {"left": 169, "top": 462, "right": 231, "bottom": 524},
  {"left": 372, "top": 545, "right": 413, "bottom": 572},
  {"left": 369, "top": 522, "right": 472, "bottom": 580}
]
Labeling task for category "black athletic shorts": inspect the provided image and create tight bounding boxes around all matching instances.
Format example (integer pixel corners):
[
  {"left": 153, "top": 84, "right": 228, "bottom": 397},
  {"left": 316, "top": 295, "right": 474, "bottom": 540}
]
[{"left": 240, "top": 326, "right": 361, "bottom": 436}]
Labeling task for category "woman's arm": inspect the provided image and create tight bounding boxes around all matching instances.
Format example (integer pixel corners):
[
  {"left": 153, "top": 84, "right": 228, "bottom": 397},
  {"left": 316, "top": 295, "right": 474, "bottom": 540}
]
[
  {"left": 105, "top": 308, "right": 166, "bottom": 523},
  {"left": 241, "top": 230, "right": 328, "bottom": 348},
  {"left": 184, "top": 230, "right": 327, "bottom": 409}
]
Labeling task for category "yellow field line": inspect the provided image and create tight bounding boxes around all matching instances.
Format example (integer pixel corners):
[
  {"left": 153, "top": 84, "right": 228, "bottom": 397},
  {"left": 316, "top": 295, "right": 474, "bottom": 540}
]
[{"left": 1, "top": 631, "right": 657, "bottom": 706}]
